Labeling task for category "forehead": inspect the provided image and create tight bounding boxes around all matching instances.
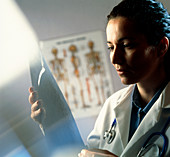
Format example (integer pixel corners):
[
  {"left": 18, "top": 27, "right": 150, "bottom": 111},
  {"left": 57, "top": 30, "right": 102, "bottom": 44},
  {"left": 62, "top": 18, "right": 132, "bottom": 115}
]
[{"left": 106, "top": 17, "right": 142, "bottom": 42}]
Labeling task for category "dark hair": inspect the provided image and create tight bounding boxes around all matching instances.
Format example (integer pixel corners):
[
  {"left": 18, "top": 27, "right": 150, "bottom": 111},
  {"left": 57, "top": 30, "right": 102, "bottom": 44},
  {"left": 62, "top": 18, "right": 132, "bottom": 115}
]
[{"left": 107, "top": 0, "right": 170, "bottom": 78}]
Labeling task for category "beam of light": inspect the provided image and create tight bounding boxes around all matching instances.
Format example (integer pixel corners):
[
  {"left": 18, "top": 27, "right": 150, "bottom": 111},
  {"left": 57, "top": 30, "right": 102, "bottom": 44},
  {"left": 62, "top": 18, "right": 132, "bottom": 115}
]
[
  {"left": 0, "top": 1, "right": 85, "bottom": 156},
  {"left": 0, "top": 115, "right": 31, "bottom": 157},
  {"left": 0, "top": 0, "right": 39, "bottom": 88},
  {"left": 4, "top": 146, "right": 31, "bottom": 157}
]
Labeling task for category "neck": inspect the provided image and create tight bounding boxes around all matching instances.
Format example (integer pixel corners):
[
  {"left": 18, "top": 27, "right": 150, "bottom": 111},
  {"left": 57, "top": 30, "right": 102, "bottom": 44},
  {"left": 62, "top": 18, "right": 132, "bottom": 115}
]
[{"left": 137, "top": 70, "right": 167, "bottom": 107}]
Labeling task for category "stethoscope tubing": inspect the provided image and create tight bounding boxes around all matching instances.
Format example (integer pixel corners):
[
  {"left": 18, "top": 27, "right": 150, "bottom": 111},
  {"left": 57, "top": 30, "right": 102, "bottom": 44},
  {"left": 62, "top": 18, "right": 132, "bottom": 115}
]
[
  {"left": 139, "top": 117, "right": 170, "bottom": 157},
  {"left": 104, "top": 117, "right": 170, "bottom": 157},
  {"left": 141, "top": 132, "right": 168, "bottom": 157}
]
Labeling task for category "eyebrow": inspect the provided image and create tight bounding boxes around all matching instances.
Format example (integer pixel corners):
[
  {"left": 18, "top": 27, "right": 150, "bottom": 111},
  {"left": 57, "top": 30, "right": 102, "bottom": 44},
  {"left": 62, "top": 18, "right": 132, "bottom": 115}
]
[{"left": 107, "top": 37, "right": 135, "bottom": 44}]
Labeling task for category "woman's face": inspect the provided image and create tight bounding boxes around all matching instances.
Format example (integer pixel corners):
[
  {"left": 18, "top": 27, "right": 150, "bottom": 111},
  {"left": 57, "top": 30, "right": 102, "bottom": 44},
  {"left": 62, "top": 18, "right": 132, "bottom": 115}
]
[{"left": 106, "top": 16, "right": 162, "bottom": 85}]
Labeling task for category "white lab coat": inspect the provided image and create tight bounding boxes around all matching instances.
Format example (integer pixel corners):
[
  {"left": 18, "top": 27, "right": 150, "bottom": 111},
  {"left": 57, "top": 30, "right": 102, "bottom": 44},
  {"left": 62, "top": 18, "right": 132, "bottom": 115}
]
[{"left": 87, "top": 82, "right": 170, "bottom": 157}]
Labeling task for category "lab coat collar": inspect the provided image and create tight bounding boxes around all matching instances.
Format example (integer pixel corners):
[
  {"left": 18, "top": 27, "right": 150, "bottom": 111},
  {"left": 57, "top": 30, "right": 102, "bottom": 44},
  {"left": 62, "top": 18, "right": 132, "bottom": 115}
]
[{"left": 113, "top": 85, "right": 134, "bottom": 149}]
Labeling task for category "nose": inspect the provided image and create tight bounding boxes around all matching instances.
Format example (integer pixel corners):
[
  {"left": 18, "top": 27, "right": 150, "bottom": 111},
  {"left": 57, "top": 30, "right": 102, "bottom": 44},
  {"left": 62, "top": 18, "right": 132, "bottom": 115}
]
[{"left": 110, "top": 46, "right": 124, "bottom": 65}]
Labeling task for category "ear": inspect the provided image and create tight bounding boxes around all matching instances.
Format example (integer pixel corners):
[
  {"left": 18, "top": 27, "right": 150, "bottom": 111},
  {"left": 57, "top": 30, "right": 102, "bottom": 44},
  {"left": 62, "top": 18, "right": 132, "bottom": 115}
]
[{"left": 157, "top": 36, "right": 169, "bottom": 57}]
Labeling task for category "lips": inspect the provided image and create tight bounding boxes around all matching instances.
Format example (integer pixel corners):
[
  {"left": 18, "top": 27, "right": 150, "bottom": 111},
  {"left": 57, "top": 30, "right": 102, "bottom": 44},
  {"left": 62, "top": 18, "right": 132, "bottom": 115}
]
[{"left": 116, "top": 68, "right": 128, "bottom": 76}]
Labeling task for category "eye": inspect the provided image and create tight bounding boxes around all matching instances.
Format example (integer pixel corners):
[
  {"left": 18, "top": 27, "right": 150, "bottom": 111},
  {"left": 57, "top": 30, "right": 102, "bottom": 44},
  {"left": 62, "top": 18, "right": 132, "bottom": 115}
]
[
  {"left": 108, "top": 46, "right": 114, "bottom": 51},
  {"left": 123, "top": 43, "right": 136, "bottom": 49}
]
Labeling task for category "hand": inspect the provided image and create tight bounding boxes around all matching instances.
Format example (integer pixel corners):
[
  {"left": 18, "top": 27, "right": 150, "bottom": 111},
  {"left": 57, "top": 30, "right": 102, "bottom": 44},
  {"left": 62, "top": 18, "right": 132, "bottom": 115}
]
[
  {"left": 78, "top": 149, "right": 118, "bottom": 157},
  {"left": 28, "top": 87, "right": 46, "bottom": 124}
]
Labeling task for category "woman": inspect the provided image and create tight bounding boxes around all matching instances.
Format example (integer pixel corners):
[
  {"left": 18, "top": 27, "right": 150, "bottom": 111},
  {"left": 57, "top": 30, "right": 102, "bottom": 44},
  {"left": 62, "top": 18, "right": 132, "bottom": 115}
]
[{"left": 29, "top": 0, "right": 170, "bottom": 156}]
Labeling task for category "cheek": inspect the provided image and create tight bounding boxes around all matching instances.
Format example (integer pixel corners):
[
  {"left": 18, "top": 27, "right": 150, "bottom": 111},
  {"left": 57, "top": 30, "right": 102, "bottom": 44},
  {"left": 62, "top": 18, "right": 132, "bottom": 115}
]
[
  {"left": 124, "top": 51, "right": 139, "bottom": 68},
  {"left": 125, "top": 48, "right": 153, "bottom": 70}
]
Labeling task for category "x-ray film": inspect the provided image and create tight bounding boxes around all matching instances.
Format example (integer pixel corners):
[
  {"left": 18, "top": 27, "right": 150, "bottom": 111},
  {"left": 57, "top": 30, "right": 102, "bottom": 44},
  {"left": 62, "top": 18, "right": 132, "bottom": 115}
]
[{"left": 29, "top": 49, "right": 84, "bottom": 156}]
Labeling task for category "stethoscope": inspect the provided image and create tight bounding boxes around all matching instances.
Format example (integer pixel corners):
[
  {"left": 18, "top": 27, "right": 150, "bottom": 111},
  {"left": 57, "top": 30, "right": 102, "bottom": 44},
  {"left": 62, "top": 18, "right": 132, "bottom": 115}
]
[
  {"left": 103, "top": 118, "right": 117, "bottom": 144},
  {"left": 137, "top": 117, "right": 170, "bottom": 157},
  {"left": 103, "top": 117, "right": 169, "bottom": 157}
]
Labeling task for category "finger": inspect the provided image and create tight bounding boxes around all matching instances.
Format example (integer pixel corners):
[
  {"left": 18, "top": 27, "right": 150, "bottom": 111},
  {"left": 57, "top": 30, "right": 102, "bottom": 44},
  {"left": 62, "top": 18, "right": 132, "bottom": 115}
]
[
  {"left": 29, "top": 91, "right": 38, "bottom": 104},
  {"left": 78, "top": 152, "right": 85, "bottom": 157},
  {"left": 80, "top": 149, "right": 91, "bottom": 157},
  {"left": 31, "top": 100, "right": 43, "bottom": 112},
  {"left": 29, "top": 87, "right": 34, "bottom": 93},
  {"left": 81, "top": 149, "right": 109, "bottom": 157},
  {"left": 31, "top": 108, "right": 43, "bottom": 123},
  {"left": 31, "top": 108, "right": 41, "bottom": 119},
  {"left": 78, "top": 153, "right": 84, "bottom": 157},
  {"left": 31, "top": 107, "right": 46, "bottom": 123}
]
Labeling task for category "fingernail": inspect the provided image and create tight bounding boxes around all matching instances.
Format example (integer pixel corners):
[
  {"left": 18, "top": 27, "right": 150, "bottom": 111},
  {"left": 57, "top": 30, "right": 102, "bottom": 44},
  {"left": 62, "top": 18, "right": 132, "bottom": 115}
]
[
  {"left": 37, "top": 100, "right": 41, "bottom": 106},
  {"left": 29, "top": 87, "right": 34, "bottom": 92}
]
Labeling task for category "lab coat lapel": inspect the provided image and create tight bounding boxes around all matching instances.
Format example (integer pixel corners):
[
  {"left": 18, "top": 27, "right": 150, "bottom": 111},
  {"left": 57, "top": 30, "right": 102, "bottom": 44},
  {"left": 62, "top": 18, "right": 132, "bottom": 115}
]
[
  {"left": 113, "top": 90, "right": 132, "bottom": 149},
  {"left": 127, "top": 98, "right": 161, "bottom": 146},
  {"left": 121, "top": 82, "right": 170, "bottom": 156}
]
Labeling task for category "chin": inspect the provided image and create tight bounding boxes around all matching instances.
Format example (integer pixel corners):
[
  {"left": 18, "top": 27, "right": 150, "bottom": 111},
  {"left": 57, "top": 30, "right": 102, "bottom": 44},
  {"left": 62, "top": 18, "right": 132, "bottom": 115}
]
[{"left": 120, "top": 78, "right": 136, "bottom": 85}]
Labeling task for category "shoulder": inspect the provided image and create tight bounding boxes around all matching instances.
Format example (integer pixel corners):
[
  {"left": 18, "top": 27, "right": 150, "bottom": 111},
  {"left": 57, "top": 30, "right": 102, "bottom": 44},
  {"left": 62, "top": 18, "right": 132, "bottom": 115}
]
[
  {"left": 87, "top": 85, "right": 134, "bottom": 149},
  {"left": 96, "top": 85, "right": 134, "bottom": 117},
  {"left": 104, "top": 85, "right": 134, "bottom": 108}
]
